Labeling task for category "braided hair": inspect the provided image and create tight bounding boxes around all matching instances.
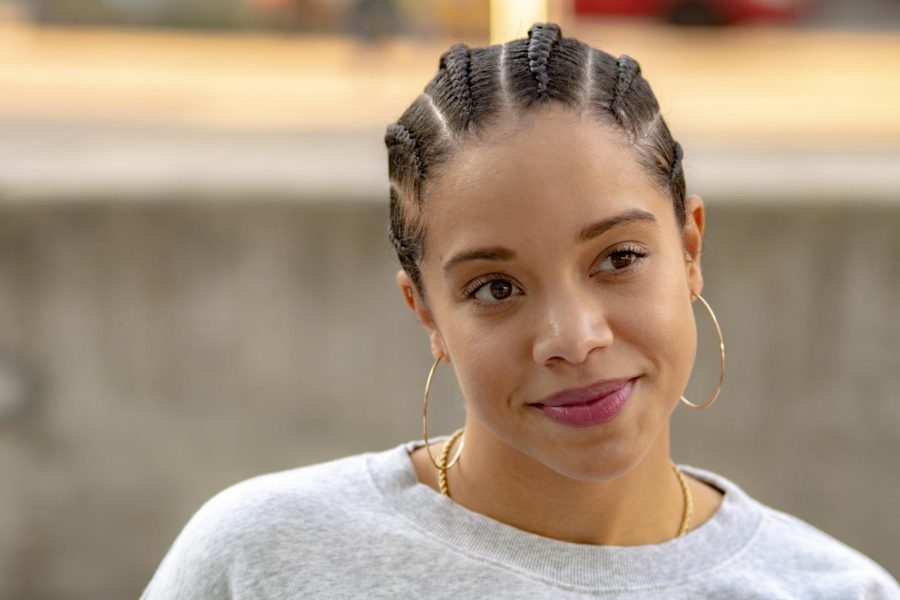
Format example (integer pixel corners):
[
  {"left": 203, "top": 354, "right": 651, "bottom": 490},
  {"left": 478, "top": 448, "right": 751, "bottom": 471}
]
[{"left": 385, "top": 22, "right": 686, "bottom": 305}]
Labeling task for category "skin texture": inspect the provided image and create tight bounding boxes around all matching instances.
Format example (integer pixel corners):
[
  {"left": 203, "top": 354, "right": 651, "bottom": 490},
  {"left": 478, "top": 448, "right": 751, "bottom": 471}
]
[{"left": 397, "top": 103, "right": 723, "bottom": 546}]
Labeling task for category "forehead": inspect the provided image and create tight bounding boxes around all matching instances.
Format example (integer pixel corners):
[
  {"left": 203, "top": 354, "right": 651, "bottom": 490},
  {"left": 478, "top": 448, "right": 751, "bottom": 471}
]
[{"left": 421, "top": 104, "right": 673, "bottom": 260}]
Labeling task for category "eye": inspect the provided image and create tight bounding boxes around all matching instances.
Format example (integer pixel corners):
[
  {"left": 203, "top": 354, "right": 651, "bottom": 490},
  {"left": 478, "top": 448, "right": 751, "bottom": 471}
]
[
  {"left": 594, "top": 244, "right": 648, "bottom": 275},
  {"left": 464, "top": 276, "right": 523, "bottom": 309}
]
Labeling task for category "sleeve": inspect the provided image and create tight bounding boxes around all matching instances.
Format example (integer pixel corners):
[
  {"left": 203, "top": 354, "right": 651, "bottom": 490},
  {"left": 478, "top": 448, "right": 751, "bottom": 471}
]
[
  {"left": 140, "top": 486, "right": 247, "bottom": 600},
  {"left": 860, "top": 563, "right": 900, "bottom": 600}
]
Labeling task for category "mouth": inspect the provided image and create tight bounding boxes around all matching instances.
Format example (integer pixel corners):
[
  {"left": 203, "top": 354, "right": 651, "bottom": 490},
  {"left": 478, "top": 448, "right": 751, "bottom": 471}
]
[
  {"left": 529, "top": 377, "right": 638, "bottom": 428},
  {"left": 530, "top": 376, "right": 639, "bottom": 408}
]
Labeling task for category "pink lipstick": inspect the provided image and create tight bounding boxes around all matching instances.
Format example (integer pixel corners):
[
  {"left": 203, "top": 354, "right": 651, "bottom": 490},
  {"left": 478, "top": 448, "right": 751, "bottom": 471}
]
[{"left": 530, "top": 377, "right": 637, "bottom": 427}]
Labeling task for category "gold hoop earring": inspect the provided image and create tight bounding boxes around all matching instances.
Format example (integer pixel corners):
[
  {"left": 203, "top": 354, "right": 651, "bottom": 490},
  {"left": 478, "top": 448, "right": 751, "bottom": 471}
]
[
  {"left": 680, "top": 293, "right": 725, "bottom": 410},
  {"left": 422, "top": 355, "right": 464, "bottom": 469}
]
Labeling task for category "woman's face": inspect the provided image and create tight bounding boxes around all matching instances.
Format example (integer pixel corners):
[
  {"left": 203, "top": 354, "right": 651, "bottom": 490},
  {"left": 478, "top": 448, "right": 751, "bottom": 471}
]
[{"left": 396, "top": 103, "right": 705, "bottom": 482}]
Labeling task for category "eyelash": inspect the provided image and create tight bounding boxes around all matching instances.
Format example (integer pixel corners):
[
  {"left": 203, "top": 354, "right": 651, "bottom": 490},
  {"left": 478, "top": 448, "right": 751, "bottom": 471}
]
[{"left": 463, "top": 244, "right": 648, "bottom": 310}]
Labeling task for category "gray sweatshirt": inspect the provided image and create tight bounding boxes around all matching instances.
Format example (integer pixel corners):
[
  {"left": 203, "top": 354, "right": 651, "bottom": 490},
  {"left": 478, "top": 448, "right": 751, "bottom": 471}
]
[{"left": 142, "top": 437, "right": 899, "bottom": 599}]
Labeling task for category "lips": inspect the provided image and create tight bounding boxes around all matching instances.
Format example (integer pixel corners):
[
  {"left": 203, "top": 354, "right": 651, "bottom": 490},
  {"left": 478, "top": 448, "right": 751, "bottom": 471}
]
[{"left": 531, "top": 377, "right": 638, "bottom": 407}]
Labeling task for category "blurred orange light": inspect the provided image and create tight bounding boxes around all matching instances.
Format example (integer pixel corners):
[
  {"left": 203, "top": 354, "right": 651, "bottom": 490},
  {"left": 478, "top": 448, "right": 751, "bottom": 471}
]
[{"left": 246, "top": 0, "right": 295, "bottom": 9}]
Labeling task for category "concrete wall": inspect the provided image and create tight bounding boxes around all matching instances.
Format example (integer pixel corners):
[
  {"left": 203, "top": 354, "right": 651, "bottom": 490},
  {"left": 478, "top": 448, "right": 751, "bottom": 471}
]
[{"left": 0, "top": 198, "right": 897, "bottom": 598}]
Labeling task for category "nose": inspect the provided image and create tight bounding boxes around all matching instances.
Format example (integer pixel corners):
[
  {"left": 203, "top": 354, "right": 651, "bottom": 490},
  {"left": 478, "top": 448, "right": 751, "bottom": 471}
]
[{"left": 532, "top": 282, "right": 614, "bottom": 366}]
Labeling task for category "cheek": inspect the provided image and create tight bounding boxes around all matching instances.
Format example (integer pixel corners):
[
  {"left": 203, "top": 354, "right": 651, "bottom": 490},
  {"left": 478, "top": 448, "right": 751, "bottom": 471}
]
[
  {"left": 444, "top": 317, "right": 527, "bottom": 418},
  {"left": 619, "top": 270, "right": 697, "bottom": 397}
]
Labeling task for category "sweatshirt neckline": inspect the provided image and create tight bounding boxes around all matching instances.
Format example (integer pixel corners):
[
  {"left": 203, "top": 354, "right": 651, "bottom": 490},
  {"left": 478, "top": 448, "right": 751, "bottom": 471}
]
[{"left": 366, "top": 436, "right": 764, "bottom": 591}]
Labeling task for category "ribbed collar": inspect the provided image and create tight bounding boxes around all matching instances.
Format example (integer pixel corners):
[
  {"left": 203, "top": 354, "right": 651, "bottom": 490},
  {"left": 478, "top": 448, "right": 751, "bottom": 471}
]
[{"left": 366, "top": 436, "right": 764, "bottom": 591}]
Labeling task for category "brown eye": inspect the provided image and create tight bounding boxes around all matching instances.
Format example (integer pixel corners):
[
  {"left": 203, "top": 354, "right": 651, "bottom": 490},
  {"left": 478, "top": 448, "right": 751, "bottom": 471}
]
[
  {"left": 477, "top": 280, "right": 513, "bottom": 301},
  {"left": 595, "top": 245, "right": 648, "bottom": 275},
  {"left": 465, "top": 276, "right": 523, "bottom": 309},
  {"left": 609, "top": 251, "right": 638, "bottom": 270}
]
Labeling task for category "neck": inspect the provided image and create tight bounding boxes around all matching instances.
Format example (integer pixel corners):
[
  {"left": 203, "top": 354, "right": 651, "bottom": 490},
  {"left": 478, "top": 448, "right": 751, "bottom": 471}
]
[{"left": 441, "top": 418, "right": 685, "bottom": 546}]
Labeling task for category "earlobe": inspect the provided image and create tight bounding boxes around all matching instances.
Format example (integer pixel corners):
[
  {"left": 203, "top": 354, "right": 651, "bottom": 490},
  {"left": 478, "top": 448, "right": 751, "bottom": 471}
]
[{"left": 430, "top": 330, "right": 450, "bottom": 364}]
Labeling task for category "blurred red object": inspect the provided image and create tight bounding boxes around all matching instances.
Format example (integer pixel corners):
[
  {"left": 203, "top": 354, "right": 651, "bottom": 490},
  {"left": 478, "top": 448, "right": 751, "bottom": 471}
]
[{"left": 573, "top": 0, "right": 813, "bottom": 25}]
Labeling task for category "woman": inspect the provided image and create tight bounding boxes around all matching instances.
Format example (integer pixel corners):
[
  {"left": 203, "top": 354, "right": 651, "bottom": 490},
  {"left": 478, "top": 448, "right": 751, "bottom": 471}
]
[{"left": 142, "top": 23, "right": 899, "bottom": 598}]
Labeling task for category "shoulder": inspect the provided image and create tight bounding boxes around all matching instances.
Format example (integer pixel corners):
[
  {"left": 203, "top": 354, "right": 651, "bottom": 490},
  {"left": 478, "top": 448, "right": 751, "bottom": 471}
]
[
  {"left": 681, "top": 465, "right": 898, "bottom": 598},
  {"left": 141, "top": 451, "right": 375, "bottom": 599},
  {"left": 749, "top": 501, "right": 899, "bottom": 597},
  {"left": 188, "top": 451, "right": 371, "bottom": 536}
]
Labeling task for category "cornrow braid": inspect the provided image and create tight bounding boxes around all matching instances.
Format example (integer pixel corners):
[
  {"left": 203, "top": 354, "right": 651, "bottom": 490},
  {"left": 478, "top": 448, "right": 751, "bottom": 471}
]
[
  {"left": 440, "top": 43, "right": 474, "bottom": 130},
  {"left": 670, "top": 141, "right": 684, "bottom": 187},
  {"left": 386, "top": 222, "right": 407, "bottom": 254},
  {"left": 610, "top": 54, "right": 641, "bottom": 127},
  {"left": 384, "top": 119, "right": 431, "bottom": 294},
  {"left": 384, "top": 122, "right": 423, "bottom": 189},
  {"left": 527, "top": 23, "right": 562, "bottom": 101}
]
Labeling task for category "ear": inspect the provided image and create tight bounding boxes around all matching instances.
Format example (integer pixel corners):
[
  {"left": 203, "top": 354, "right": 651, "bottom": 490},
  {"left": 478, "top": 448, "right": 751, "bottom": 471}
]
[
  {"left": 682, "top": 193, "right": 705, "bottom": 299},
  {"left": 395, "top": 269, "right": 451, "bottom": 363}
]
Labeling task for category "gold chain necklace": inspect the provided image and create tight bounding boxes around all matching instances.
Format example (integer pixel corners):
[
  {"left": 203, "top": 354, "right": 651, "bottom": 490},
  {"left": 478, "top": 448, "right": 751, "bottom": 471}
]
[{"left": 437, "top": 428, "right": 695, "bottom": 538}]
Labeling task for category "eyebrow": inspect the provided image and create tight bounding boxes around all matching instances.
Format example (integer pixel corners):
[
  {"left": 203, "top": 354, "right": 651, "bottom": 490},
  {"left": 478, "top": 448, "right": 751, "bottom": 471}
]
[{"left": 442, "top": 208, "right": 658, "bottom": 275}]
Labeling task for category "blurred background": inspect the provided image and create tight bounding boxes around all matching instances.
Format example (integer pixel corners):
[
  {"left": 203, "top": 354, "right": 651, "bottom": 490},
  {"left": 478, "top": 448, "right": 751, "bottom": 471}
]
[{"left": 0, "top": 0, "right": 898, "bottom": 597}]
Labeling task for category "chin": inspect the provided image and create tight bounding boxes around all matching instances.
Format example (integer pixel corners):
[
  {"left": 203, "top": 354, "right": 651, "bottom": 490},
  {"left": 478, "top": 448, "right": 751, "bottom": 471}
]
[{"left": 538, "top": 439, "right": 643, "bottom": 483}]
